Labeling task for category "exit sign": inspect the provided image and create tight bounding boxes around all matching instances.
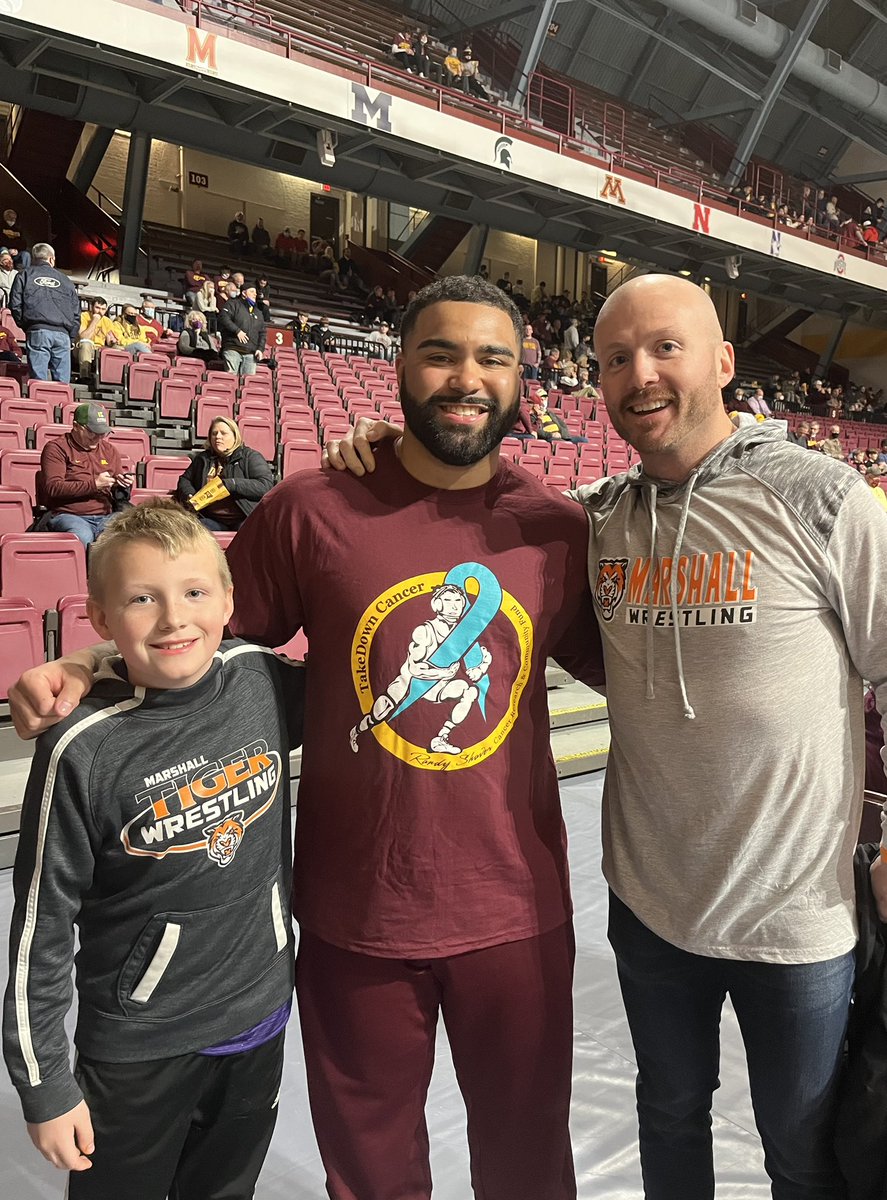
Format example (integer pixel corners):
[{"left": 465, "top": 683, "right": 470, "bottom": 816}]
[{"left": 188, "top": 171, "right": 209, "bottom": 188}]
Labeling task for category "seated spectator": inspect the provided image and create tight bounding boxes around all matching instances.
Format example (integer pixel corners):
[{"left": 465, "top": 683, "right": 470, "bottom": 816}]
[
  {"left": 214, "top": 267, "right": 232, "bottom": 303},
  {"left": 444, "top": 45, "right": 463, "bottom": 87},
  {"left": 219, "top": 283, "right": 266, "bottom": 376},
  {"left": 293, "top": 228, "right": 309, "bottom": 265},
  {"left": 531, "top": 394, "right": 571, "bottom": 442},
  {"left": 366, "top": 321, "right": 393, "bottom": 358},
  {"left": 413, "top": 32, "right": 431, "bottom": 78},
  {"left": 747, "top": 388, "right": 772, "bottom": 418},
  {"left": 540, "top": 346, "right": 560, "bottom": 387},
  {"left": 864, "top": 465, "right": 887, "bottom": 510},
  {"left": 255, "top": 276, "right": 272, "bottom": 322},
  {"left": 227, "top": 210, "right": 250, "bottom": 256},
  {"left": 460, "top": 45, "right": 489, "bottom": 100},
  {"left": 788, "top": 420, "right": 811, "bottom": 447},
  {"left": 511, "top": 279, "right": 528, "bottom": 309},
  {"left": 111, "top": 303, "right": 152, "bottom": 356},
  {"left": 291, "top": 311, "right": 311, "bottom": 347},
  {"left": 310, "top": 316, "right": 336, "bottom": 352},
  {"left": 176, "top": 416, "right": 274, "bottom": 532},
  {"left": 573, "top": 367, "right": 599, "bottom": 399},
  {"left": 391, "top": 31, "right": 414, "bottom": 71},
  {"left": 35, "top": 403, "right": 128, "bottom": 546},
  {"left": 841, "top": 216, "right": 866, "bottom": 248},
  {"left": 195, "top": 278, "right": 219, "bottom": 329},
  {"left": 275, "top": 226, "right": 297, "bottom": 266},
  {"left": 862, "top": 220, "right": 880, "bottom": 248},
  {"left": 818, "top": 425, "right": 844, "bottom": 459},
  {"left": 77, "top": 296, "right": 117, "bottom": 375},
  {"left": 0, "top": 247, "right": 16, "bottom": 306},
  {"left": 177, "top": 310, "right": 221, "bottom": 365},
  {"left": 318, "top": 245, "right": 348, "bottom": 295},
  {"left": 137, "top": 300, "right": 163, "bottom": 346},
  {"left": 363, "top": 284, "right": 386, "bottom": 325},
  {"left": 0, "top": 324, "right": 21, "bottom": 363},
  {"left": 184, "top": 259, "right": 208, "bottom": 307},
  {"left": 496, "top": 271, "right": 513, "bottom": 294},
  {"left": 558, "top": 361, "right": 579, "bottom": 394},
  {"left": 1, "top": 209, "right": 30, "bottom": 268},
  {"left": 251, "top": 217, "right": 271, "bottom": 260},
  {"left": 825, "top": 195, "right": 841, "bottom": 230},
  {"left": 338, "top": 247, "right": 368, "bottom": 294},
  {"left": 520, "top": 323, "right": 542, "bottom": 380},
  {"left": 382, "top": 287, "right": 402, "bottom": 328},
  {"left": 532, "top": 280, "right": 549, "bottom": 305},
  {"left": 877, "top": 439, "right": 887, "bottom": 465}
]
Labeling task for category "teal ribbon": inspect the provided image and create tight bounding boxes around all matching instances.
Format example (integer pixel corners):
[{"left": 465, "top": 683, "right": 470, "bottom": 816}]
[{"left": 389, "top": 562, "right": 501, "bottom": 722}]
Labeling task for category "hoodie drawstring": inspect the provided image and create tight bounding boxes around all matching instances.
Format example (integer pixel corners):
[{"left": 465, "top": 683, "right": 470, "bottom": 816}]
[
  {"left": 669, "top": 470, "right": 699, "bottom": 720},
  {"left": 644, "top": 485, "right": 658, "bottom": 700}
]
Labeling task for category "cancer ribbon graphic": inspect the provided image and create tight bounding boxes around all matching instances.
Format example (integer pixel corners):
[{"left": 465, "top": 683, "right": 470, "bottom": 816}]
[{"left": 389, "top": 562, "right": 502, "bottom": 722}]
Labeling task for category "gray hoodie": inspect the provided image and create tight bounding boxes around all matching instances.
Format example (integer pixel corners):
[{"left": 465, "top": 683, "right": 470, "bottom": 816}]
[{"left": 575, "top": 422, "right": 887, "bottom": 964}]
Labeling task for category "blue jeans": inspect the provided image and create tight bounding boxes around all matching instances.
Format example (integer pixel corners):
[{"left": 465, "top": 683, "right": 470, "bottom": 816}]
[
  {"left": 27, "top": 328, "right": 72, "bottom": 383},
  {"left": 607, "top": 892, "right": 853, "bottom": 1200},
  {"left": 222, "top": 349, "right": 257, "bottom": 375},
  {"left": 44, "top": 512, "right": 113, "bottom": 546}
]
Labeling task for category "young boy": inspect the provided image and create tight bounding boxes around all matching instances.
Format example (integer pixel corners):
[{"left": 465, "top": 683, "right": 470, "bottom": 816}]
[{"left": 3, "top": 501, "right": 304, "bottom": 1199}]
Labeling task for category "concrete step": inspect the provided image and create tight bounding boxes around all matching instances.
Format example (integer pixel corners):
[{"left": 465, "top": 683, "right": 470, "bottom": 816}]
[
  {"left": 552, "top": 720, "right": 610, "bottom": 778},
  {"left": 548, "top": 681, "right": 607, "bottom": 728}
]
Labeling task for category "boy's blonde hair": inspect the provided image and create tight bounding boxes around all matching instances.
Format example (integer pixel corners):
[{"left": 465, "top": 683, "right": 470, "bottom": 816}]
[{"left": 88, "top": 499, "right": 233, "bottom": 600}]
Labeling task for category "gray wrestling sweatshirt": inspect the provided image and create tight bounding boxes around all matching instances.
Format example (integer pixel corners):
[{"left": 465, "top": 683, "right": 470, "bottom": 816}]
[{"left": 575, "top": 423, "right": 887, "bottom": 963}]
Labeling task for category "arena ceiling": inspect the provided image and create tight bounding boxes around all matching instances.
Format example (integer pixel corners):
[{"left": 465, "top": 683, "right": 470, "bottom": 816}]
[{"left": 416, "top": 0, "right": 887, "bottom": 189}]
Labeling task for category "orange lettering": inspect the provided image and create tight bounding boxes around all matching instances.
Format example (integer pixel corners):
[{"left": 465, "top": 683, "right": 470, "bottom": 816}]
[
  {"left": 724, "top": 551, "right": 740, "bottom": 602},
  {"left": 703, "top": 553, "right": 723, "bottom": 604},
  {"left": 659, "top": 558, "right": 673, "bottom": 607},
  {"left": 151, "top": 797, "right": 171, "bottom": 819},
  {"left": 628, "top": 557, "right": 651, "bottom": 605},
  {"left": 224, "top": 759, "right": 253, "bottom": 788},
  {"left": 741, "top": 550, "right": 757, "bottom": 601},
  {"left": 687, "top": 553, "right": 706, "bottom": 606},
  {"left": 601, "top": 174, "right": 626, "bottom": 205},
  {"left": 674, "top": 555, "right": 689, "bottom": 605},
  {"left": 247, "top": 751, "right": 273, "bottom": 774},
  {"left": 186, "top": 29, "right": 218, "bottom": 71},
  {"left": 191, "top": 768, "right": 227, "bottom": 800}
]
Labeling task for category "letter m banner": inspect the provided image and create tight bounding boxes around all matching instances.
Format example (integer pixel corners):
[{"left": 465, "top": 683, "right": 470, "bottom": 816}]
[
  {"left": 186, "top": 29, "right": 218, "bottom": 73},
  {"left": 350, "top": 84, "right": 393, "bottom": 133},
  {"left": 693, "top": 203, "right": 711, "bottom": 234}
]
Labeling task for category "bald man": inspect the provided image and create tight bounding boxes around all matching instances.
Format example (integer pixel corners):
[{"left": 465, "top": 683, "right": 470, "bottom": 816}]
[
  {"left": 323, "top": 274, "right": 887, "bottom": 1197},
  {"left": 578, "top": 274, "right": 887, "bottom": 1199}
]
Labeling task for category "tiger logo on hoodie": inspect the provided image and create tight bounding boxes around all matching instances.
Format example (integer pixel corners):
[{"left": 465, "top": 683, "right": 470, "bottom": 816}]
[{"left": 594, "top": 558, "right": 629, "bottom": 622}]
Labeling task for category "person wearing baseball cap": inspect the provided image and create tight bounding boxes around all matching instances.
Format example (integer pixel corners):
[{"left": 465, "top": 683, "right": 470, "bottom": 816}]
[{"left": 35, "top": 403, "right": 131, "bottom": 545}]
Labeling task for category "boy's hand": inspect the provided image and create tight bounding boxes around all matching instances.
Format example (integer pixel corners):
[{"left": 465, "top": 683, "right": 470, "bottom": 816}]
[
  {"left": 322, "top": 418, "right": 403, "bottom": 476},
  {"left": 27, "top": 1100, "right": 95, "bottom": 1171},
  {"left": 9, "top": 658, "right": 96, "bottom": 739},
  {"left": 871, "top": 854, "right": 887, "bottom": 923}
]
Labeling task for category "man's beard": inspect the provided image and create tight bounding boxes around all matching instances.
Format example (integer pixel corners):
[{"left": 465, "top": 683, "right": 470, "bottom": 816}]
[{"left": 399, "top": 378, "right": 522, "bottom": 467}]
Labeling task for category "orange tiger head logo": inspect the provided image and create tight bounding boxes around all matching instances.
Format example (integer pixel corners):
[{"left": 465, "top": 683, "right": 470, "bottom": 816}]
[
  {"left": 595, "top": 558, "right": 629, "bottom": 622},
  {"left": 204, "top": 813, "right": 245, "bottom": 868}
]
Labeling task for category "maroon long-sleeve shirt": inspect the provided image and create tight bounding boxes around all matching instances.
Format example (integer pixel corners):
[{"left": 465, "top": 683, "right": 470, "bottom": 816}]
[{"left": 37, "top": 433, "right": 121, "bottom": 515}]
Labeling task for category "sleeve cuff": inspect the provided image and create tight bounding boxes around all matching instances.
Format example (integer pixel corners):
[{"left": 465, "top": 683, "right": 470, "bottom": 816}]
[{"left": 18, "top": 1069, "right": 83, "bottom": 1124}]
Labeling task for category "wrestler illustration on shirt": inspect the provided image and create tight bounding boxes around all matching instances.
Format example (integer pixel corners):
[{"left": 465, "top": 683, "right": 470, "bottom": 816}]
[{"left": 349, "top": 583, "right": 492, "bottom": 756}]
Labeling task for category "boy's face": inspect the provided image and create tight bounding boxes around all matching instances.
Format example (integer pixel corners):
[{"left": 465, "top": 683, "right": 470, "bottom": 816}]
[{"left": 87, "top": 541, "right": 233, "bottom": 691}]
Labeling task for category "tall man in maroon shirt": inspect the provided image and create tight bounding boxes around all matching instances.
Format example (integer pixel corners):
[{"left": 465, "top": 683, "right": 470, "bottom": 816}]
[{"left": 12, "top": 277, "right": 604, "bottom": 1200}]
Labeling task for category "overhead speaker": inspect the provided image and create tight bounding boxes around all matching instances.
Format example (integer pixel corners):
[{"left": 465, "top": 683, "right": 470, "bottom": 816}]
[{"left": 725, "top": 254, "right": 742, "bottom": 280}]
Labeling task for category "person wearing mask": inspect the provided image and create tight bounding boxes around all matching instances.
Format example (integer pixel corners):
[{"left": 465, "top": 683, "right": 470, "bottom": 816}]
[
  {"left": 0, "top": 247, "right": 16, "bottom": 306},
  {"left": 177, "top": 310, "right": 221, "bottom": 366},
  {"left": 9, "top": 242, "right": 79, "bottom": 383},
  {"left": 195, "top": 278, "right": 219, "bottom": 332},
  {"left": 110, "top": 304, "right": 152, "bottom": 357},
  {"left": 176, "top": 416, "right": 274, "bottom": 531},
  {"left": 443, "top": 45, "right": 463, "bottom": 87},
  {"left": 219, "top": 283, "right": 266, "bottom": 375},
  {"left": 864, "top": 465, "right": 887, "bottom": 511},
  {"left": 291, "top": 311, "right": 311, "bottom": 348},
  {"left": 309, "top": 315, "right": 336, "bottom": 353},
  {"left": 36, "top": 402, "right": 129, "bottom": 545},
  {"left": 77, "top": 296, "right": 118, "bottom": 376},
  {"left": 1, "top": 208, "right": 30, "bottom": 268},
  {"left": 137, "top": 301, "right": 162, "bottom": 347},
  {"left": 255, "top": 276, "right": 272, "bottom": 323}
]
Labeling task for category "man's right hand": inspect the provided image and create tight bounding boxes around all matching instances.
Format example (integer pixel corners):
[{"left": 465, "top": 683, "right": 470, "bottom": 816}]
[
  {"left": 95, "top": 471, "right": 115, "bottom": 492},
  {"left": 323, "top": 418, "right": 403, "bottom": 476},
  {"left": 236, "top": 330, "right": 250, "bottom": 344},
  {"left": 9, "top": 658, "right": 95, "bottom": 739}
]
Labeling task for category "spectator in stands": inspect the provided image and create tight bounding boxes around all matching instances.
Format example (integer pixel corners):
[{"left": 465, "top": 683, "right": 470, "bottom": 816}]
[
  {"left": 291, "top": 311, "right": 311, "bottom": 347},
  {"left": 275, "top": 226, "right": 297, "bottom": 267},
  {"left": 443, "top": 45, "right": 463, "bottom": 87},
  {"left": 1, "top": 209, "right": 29, "bottom": 268},
  {"left": 77, "top": 296, "right": 118, "bottom": 376},
  {"left": 865, "top": 465, "right": 887, "bottom": 511},
  {"left": 319, "top": 245, "right": 348, "bottom": 295},
  {"left": 383, "top": 287, "right": 402, "bottom": 329},
  {"left": 255, "top": 275, "right": 272, "bottom": 323},
  {"left": 511, "top": 279, "right": 528, "bottom": 310},
  {"left": 788, "top": 420, "right": 811, "bottom": 447},
  {"left": 310, "top": 315, "right": 336, "bottom": 353},
  {"left": 391, "top": 31, "right": 414, "bottom": 71},
  {"left": 815, "top": 189, "right": 828, "bottom": 226},
  {"left": 862, "top": 220, "right": 880, "bottom": 248},
  {"left": 111, "top": 303, "right": 153, "bottom": 357},
  {"left": 558, "top": 361, "right": 579, "bottom": 394},
  {"left": 0, "top": 323, "right": 21, "bottom": 363},
  {"left": 251, "top": 217, "right": 272, "bottom": 260},
  {"left": 520, "top": 323, "right": 542, "bottom": 380},
  {"left": 0, "top": 247, "right": 16, "bottom": 305},
  {"left": 413, "top": 32, "right": 431, "bottom": 78},
  {"left": 36, "top": 402, "right": 127, "bottom": 545},
  {"left": 363, "top": 284, "right": 386, "bottom": 325},
  {"left": 338, "top": 247, "right": 368, "bottom": 295},
  {"left": 366, "top": 321, "right": 393, "bottom": 358},
  {"left": 540, "top": 345, "right": 560, "bottom": 388},
  {"left": 747, "top": 388, "right": 772, "bottom": 418},
  {"left": 573, "top": 366, "right": 599, "bottom": 399},
  {"left": 219, "top": 283, "right": 266, "bottom": 375},
  {"left": 809, "top": 420, "right": 822, "bottom": 446},
  {"left": 231, "top": 270, "right": 245, "bottom": 292},
  {"left": 825, "top": 195, "right": 841, "bottom": 230},
  {"left": 531, "top": 393, "right": 570, "bottom": 442},
  {"left": 184, "top": 259, "right": 209, "bottom": 308},
  {"left": 496, "top": 271, "right": 513, "bottom": 294},
  {"left": 878, "top": 439, "right": 887, "bottom": 465},
  {"left": 177, "top": 310, "right": 221, "bottom": 366},
  {"left": 819, "top": 425, "right": 845, "bottom": 459},
  {"left": 460, "top": 45, "right": 489, "bottom": 100},
  {"left": 214, "top": 267, "right": 231, "bottom": 303},
  {"left": 532, "top": 280, "right": 549, "bottom": 305},
  {"left": 176, "top": 416, "right": 273, "bottom": 531},
  {"left": 137, "top": 300, "right": 163, "bottom": 347},
  {"left": 195, "top": 278, "right": 219, "bottom": 331},
  {"left": 293, "top": 228, "right": 309, "bottom": 267},
  {"left": 9, "top": 242, "right": 79, "bottom": 383},
  {"left": 562, "top": 317, "right": 580, "bottom": 356},
  {"left": 227, "top": 210, "right": 250, "bottom": 256}
]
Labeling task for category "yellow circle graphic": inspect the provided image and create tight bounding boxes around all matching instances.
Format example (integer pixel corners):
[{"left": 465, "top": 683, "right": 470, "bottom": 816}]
[{"left": 350, "top": 571, "right": 534, "bottom": 771}]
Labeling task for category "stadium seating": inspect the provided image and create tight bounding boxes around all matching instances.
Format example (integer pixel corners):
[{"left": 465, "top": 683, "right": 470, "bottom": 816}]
[
  {"left": 0, "top": 486, "right": 31, "bottom": 536},
  {"left": 0, "top": 596, "right": 44, "bottom": 700},
  {"left": 142, "top": 456, "right": 190, "bottom": 491},
  {"left": 0, "top": 533, "right": 87, "bottom": 614},
  {"left": 57, "top": 594, "right": 97, "bottom": 656},
  {"left": 0, "top": 449, "right": 41, "bottom": 503}
]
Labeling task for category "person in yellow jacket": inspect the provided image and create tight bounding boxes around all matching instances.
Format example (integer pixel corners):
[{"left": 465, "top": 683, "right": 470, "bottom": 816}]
[
  {"left": 109, "top": 303, "right": 152, "bottom": 356},
  {"left": 444, "top": 46, "right": 463, "bottom": 86},
  {"left": 865, "top": 465, "right": 887, "bottom": 510},
  {"left": 77, "top": 297, "right": 118, "bottom": 375}
]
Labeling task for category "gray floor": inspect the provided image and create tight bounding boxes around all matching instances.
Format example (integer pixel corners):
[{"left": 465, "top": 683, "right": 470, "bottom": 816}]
[{"left": 1, "top": 773, "right": 769, "bottom": 1198}]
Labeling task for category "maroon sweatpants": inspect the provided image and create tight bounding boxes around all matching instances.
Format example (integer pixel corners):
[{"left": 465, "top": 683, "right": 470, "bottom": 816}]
[{"left": 296, "top": 922, "right": 577, "bottom": 1200}]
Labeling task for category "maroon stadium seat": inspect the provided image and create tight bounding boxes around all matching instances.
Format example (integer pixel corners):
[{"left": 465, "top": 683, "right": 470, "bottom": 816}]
[
  {"left": 106, "top": 428, "right": 150, "bottom": 470},
  {"left": 0, "top": 485, "right": 31, "bottom": 535},
  {"left": 0, "top": 533, "right": 87, "bottom": 613},
  {"left": 281, "top": 443, "right": 322, "bottom": 477},
  {"left": 0, "top": 597, "right": 44, "bottom": 699},
  {"left": 33, "top": 424, "right": 72, "bottom": 451},
  {"left": 0, "top": 421, "right": 24, "bottom": 452},
  {"left": 0, "top": 397, "right": 55, "bottom": 431},
  {"left": 158, "top": 379, "right": 196, "bottom": 422},
  {"left": 0, "top": 377, "right": 20, "bottom": 402},
  {"left": 142, "top": 455, "right": 191, "bottom": 492},
  {"left": 130, "top": 487, "right": 172, "bottom": 505},
  {"left": 57, "top": 594, "right": 97, "bottom": 656},
  {"left": 195, "top": 394, "right": 234, "bottom": 439},
  {"left": 211, "top": 531, "right": 237, "bottom": 551},
  {"left": 276, "top": 629, "right": 308, "bottom": 660},
  {"left": 128, "top": 359, "right": 165, "bottom": 403},
  {"left": 238, "top": 414, "right": 275, "bottom": 462},
  {"left": 28, "top": 381, "right": 74, "bottom": 409},
  {"left": 0, "top": 449, "right": 41, "bottom": 502},
  {"left": 98, "top": 348, "right": 131, "bottom": 387}
]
